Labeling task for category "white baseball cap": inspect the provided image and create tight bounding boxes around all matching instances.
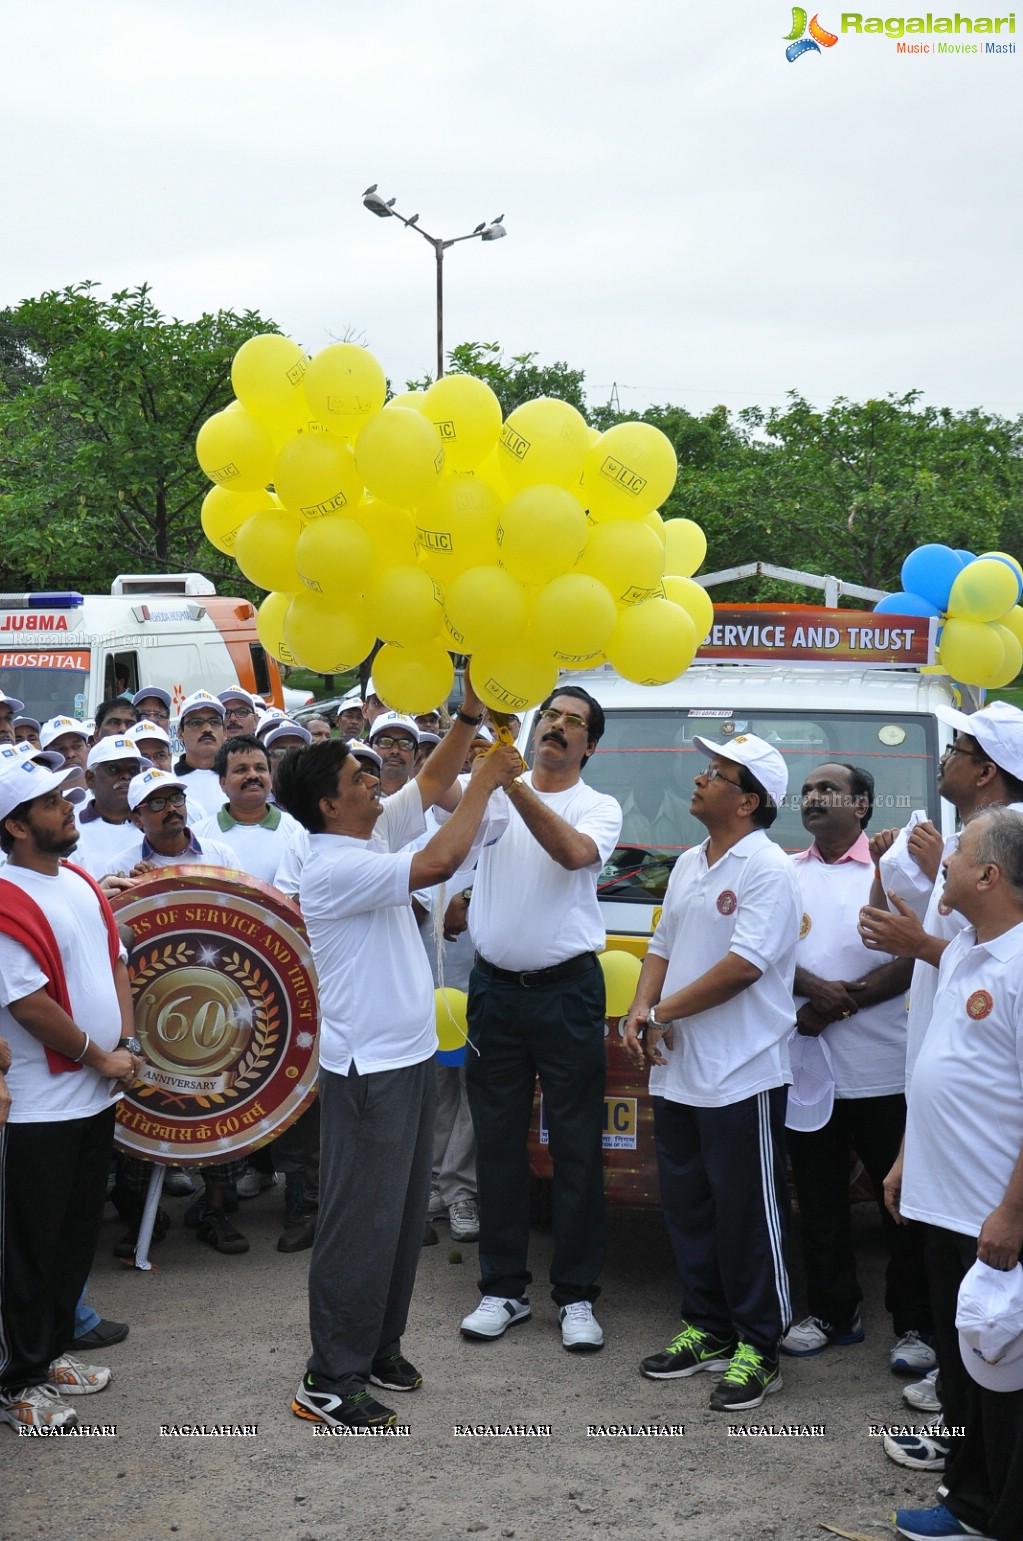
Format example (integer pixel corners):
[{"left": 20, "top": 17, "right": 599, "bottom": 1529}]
[
  {"left": 691, "top": 732, "right": 788, "bottom": 808},
  {"left": 40, "top": 716, "right": 89, "bottom": 749},
  {"left": 218, "top": 686, "right": 257, "bottom": 709},
  {"left": 127, "top": 767, "right": 190, "bottom": 812},
  {"left": 256, "top": 707, "right": 286, "bottom": 737},
  {"left": 0, "top": 690, "right": 25, "bottom": 714},
  {"left": 265, "top": 720, "right": 312, "bottom": 749},
  {"left": 784, "top": 1030, "right": 836, "bottom": 1133},
  {"left": 935, "top": 700, "right": 1023, "bottom": 783},
  {"left": 369, "top": 711, "right": 421, "bottom": 745},
  {"left": 337, "top": 686, "right": 363, "bottom": 711},
  {"left": 132, "top": 686, "right": 172, "bottom": 713},
  {"left": 178, "top": 690, "right": 226, "bottom": 722},
  {"left": 13, "top": 715, "right": 41, "bottom": 736},
  {"left": 132, "top": 719, "right": 171, "bottom": 747},
  {"left": 0, "top": 745, "right": 86, "bottom": 822},
  {"left": 348, "top": 738, "right": 382, "bottom": 770},
  {"left": 957, "top": 1259, "right": 1023, "bottom": 1392},
  {"left": 86, "top": 735, "right": 144, "bottom": 771}
]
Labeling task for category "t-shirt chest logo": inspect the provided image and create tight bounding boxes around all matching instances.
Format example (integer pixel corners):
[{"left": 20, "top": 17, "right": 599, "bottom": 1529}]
[
  {"left": 966, "top": 989, "right": 993, "bottom": 1021},
  {"left": 799, "top": 912, "right": 812, "bottom": 939},
  {"left": 716, "top": 890, "right": 738, "bottom": 916}
]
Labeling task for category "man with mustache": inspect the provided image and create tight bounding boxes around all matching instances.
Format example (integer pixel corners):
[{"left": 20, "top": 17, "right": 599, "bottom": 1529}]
[
  {"left": 73, "top": 737, "right": 145, "bottom": 881},
  {"left": 173, "top": 691, "right": 227, "bottom": 818},
  {"left": 192, "top": 734, "right": 302, "bottom": 886},
  {"left": 367, "top": 712, "right": 421, "bottom": 796},
  {"left": 0, "top": 691, "right": 25, "bottom": 746},
  {"left": 39, "top": 718, "right": 89, "bottom": 772},
  {"left": 459, "top": 687, "right": 623, "bottom": 1354}
]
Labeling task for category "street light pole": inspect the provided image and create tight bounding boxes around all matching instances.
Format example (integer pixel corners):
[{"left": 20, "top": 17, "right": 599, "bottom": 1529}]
[{"left": 362, "top": 187, "right": 506, "bottom": 380}]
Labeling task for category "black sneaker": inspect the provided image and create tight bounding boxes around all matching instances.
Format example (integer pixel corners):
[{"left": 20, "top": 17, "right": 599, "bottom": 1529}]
[
  {"left": 184, "top": 1189, "right": 239, "bottom": 1229},
  {"left": 292, "top": 1376, "right": 396, "bottom": 1428},
  {"left": 369, "top": 1353, "right": 423, "bottom": 1393},
  {"left": 709, "top": 1343, "right": 783, "bottom": 1411},
  {"left": 640, "top": 1322, "right": 737, "bottom": 1379},
  {"left": 196, "top": 1210, "right": 249, "bottom": 1255}
]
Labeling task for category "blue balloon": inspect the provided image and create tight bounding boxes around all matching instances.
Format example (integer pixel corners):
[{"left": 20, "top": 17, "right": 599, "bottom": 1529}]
[
  {"left": 900, "top": 545, "right": 964, "bottom": 612},
  {"left": 874, "top": 591, "right": 941, "bottom": 617},
  {"left": 437, "top": 1045, "right": 466, "bottom": 1067},
  {"left": 955, "top": 550, "right": 977, "bottom": 567}
]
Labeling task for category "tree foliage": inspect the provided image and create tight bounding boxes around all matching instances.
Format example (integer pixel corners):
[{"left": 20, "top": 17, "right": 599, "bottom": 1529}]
[{"left": 0, "top": 283, "right": 280, "bottom": 591}]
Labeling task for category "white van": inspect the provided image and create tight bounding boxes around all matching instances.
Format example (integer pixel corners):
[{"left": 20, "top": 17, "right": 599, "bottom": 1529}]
[{"left": 0, "top": 574, "right": 284, "bottom": 724}]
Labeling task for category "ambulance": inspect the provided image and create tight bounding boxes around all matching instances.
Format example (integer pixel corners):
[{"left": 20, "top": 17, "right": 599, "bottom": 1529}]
[
  {"left": 521, "top": 591, "right": 979, "bottom": 1208},
  {"left": 0, "top": 574, "right": 284, "bottom": 724}
]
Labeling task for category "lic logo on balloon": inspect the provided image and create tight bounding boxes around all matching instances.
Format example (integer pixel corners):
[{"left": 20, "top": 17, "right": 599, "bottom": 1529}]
[{"left": 784, "top": 8, "right": 839, "bottom": 59}]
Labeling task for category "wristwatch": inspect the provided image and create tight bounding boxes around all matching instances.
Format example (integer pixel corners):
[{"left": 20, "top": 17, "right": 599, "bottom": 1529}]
[
  {"left": 645, "top": 1008, "right": 662, "bottom": 1031},
  {"left": 455, "top": 707, "right": 483, "bottom": 727},
  {"left": 118, "top": 1036, "right": 143, "bottom": 1055},
  {"left": 460, "top": 887, "right": 473, "bottom": 904}
]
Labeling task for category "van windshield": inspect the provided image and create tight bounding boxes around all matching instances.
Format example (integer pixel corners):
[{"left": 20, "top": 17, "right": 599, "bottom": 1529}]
[
  {"left": 0, "top": 649, "right": 91, "bottom": 725},
  {"left": 583, "top": 707, "right": 941, "bottom": 904}
]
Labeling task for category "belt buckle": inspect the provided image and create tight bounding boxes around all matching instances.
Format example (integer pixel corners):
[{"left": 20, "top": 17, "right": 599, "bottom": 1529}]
[{"left": 518, "top": 970, "right": 535, "bottom": 989}]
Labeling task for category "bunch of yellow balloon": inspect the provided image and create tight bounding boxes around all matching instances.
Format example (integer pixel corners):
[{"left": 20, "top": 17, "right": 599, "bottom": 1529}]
[
  {"left": 937, "top": 554, "right": 1023, "bottom": 688},
  {"left": 196, "top": 333, "right": 713, "bottom": 713}
]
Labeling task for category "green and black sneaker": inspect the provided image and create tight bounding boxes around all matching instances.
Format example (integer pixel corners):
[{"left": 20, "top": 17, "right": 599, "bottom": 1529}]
[
  {"left": 709, "top": 1342, "right": 783, "bottom": 1411},
  {"left": 640, "top": 1322, "right": 737, "bottom": 1380}
]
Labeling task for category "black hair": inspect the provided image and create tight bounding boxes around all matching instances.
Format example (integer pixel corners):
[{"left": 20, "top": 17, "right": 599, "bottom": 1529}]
[
  {"left": 214, "top": 734, "right": 269, "bottom": 778},
  {"left": 274, "top": 740, "right": 349, "bottom": 833},
  {"left": 736, "top": 765, "right": 778, "bottom": 829},
  {"left": 0, "top": 799, "right": 32, "bottom": 853},
  {"left": 536, "top": 686, "right": 605, "bottom": 767},
  {"left": 838, "top": 763, "right": 875, "bottom": 829},
  {"left": 94, "top": 698, "right": 139, "bottom": 731}
]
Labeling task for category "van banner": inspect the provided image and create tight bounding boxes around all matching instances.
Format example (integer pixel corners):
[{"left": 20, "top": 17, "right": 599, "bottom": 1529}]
[
  {"left": 0, "top": 649, "right": 90, "bottom": 670},
  {"left": 111, "top": 868, "right": 319, "bottom": 1165},
  {"left": 696, "top": 607, "right": 937, "bottom": 667}
]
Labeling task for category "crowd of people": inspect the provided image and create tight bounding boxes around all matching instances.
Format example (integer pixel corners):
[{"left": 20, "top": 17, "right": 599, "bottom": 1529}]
[{"left": 1, "top": 673, "right": 1022, "bottom": 1541}]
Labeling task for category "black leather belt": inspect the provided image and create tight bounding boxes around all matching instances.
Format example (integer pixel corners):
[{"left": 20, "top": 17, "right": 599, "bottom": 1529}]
[{"left": 473, "top": 950, "right": 597, "bottom": 990}]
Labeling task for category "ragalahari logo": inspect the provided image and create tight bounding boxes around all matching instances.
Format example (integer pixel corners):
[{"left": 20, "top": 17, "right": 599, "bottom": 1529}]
[{"left": 785, "top": 7, "right": 840, "bottom": 58}]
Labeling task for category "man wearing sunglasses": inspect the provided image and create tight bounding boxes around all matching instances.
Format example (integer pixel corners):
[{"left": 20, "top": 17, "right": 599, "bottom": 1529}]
[{"left": 459, "top": 687, "right": 623, "bottom": 1355}]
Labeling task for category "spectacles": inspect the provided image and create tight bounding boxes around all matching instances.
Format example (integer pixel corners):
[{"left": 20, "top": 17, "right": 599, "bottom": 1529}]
[
  {"left": 373, "top": 735, "right": 415, "bottom": 750},
  {"left": 139, "top": 708, "right": 170, "bottom": 723},
  {"left": 537, "top": 708, "right": 588, "bottom": 731},
  {"left": 181, "top": 715, "right": 223, "bottom": 730},
  {"left": 224, "top": 706, "right": 256, "bottom": 721},
  {"left": 143, "top": 791, "right": 186, "bottom": 811},
  {"left": 703, "top": 765, "right": 744, "bottom": 789},
  {"left": 940, "top": 742, "right": 987, "bottom": 763}
]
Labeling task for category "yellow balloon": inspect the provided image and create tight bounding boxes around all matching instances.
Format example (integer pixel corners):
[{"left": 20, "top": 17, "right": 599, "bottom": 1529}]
[
  {"left": 284, "top": 592, "right": 376, "bottom": 674},
  {"left": 498, "top": 398, "right": 591, "bottom": 494},
  {"left": 661, "top": 576, "right": 714, "bottom": 641},
  {"left": 498, "top": 486, "right": 588, "bottom": 585},
  {"left": 530, "top": 574, "right": 618, "bottom": 660},
  {"left": 444, "top": 566, "right": 529, "bottom": 653},
  {"left": 201, "top": 486, "right": 275, "bottom": 555},
  {"left": 643, "top": 509, "right": 667, "bottom": 544},
  {"left": 663, "top": 517, "right": 708, "bottom": 578},
  {"left": 372, "top": 641, "right": 455, "bottom": 716},
  {"left": 295, "top": 516, "right": 377, "bottom": 601},
  {"left": 423, "top": 374, "right": 503, "bottom": 473},
  {"left": 1000, "top": 606, "right": 1023, "bottom": 649},
  {"left": 979, "top": 551, "right": 1023, "bottom": 599},
  {"left": 472, "top": 643, "right": 559, "bottom": 715},
  {"left": 231, "top": 333, "right": 309, "bottom": 438},
  {"left": 938, "top": 617, "right": 1006, "bottom": 685},
  {"left": 580, "top": 422, "right": 678, "bottom": 522},
  {"left": 257, "top": 591, "right": 300, "bottom": 667},
  {"left": 415, "top": 475, "right": 502, "bottom": 579},
  {"left": 606, "top": 598, "right": 698, "bottom": 685},
  {"left": 388, "top": 390, "right": 428, "bottom": 412},
  {"left": 369, "top": 565, "right": 444, "bottom": 647},
  {"left": 354, "top": 500, "right": 419, "bottom": 567},
  {"left": 274, "top": 432, "right": 364, "bottom": 521},
  {"left": 948, "top": 559, "right": 1021, "bottom": 624},
  {"left": 196, "top": 406, "right": 276, "bottom": 493},
  {"left": 355, "top": 406, "right": 445, "bottom": 509},
  {"left": 598, "top": 950, "right": 642, "bottom": 1017},
  {"left": 234, "top": 508, "right": 302, "bottom": 592},
  {"left": 434, "top": 987, "right": 468, "bottom": 1052},
  {"left": 987, "top": 624, "right": 1023, "bottom": 687},
  {"left": 302, "top": 344, "right": 387, "bottom": 441},
  {"left": 576, "top": 520, "right": 664, "bottom": 603}
]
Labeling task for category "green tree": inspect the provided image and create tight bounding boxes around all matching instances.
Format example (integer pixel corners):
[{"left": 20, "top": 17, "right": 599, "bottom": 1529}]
[
  {"left": 407, "top": 340, "right": 588, "bottom": 417},
  {"left": 0, "top": 282, "right": 281, "bottom": 591}
]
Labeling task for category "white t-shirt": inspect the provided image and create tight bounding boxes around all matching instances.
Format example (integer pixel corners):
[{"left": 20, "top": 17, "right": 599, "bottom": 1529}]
[
  {"left": 469, "top": 772, "right": 623, "bottom": 971},
  {"left": 0, "top": 865, "right": 123, "bottom": 1122},
  {"left": 299, "top": 779, "right": 432, "bottom": 1075},
  {"left": 176, "top": 766, "right": 225, "bottom": 818},
  {"left": 647, "top": 829, "right": 800, "bottom": 1108},
  {"left": 96, "top": 830, "right": 243, "bottom": 876},
  {"left": 902, "top": 920, "right": 1023, "bottom": 1237},
  {"left": 73, "top": 806, "right": 140, "bottom": 881},
  {"left": 192, "top": 805, "right": 302, "bottom": 887},
  {"left": 792, "top": 837, "right": 908, "bottom": 1098},
  {"left": 274, "top": 826, "right": 309, "bottom": 900}
]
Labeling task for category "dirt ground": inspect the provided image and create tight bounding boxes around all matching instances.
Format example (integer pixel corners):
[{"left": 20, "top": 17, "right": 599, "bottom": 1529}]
[{"left": 6, "top": 1190, "right": 943, "bottom": 1541}]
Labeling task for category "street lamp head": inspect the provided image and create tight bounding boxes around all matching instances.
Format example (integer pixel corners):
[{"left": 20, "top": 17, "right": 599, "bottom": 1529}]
[
  {"left": 481, "top": 221, "right": 506, "bottom": 242},
  {"left": 363, "top": 190, "right": 395, "bottom": 218}
]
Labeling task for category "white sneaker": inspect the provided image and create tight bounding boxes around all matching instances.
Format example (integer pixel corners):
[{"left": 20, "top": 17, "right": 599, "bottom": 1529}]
[
  {"left": 428, "top": 1183, "right": 447, "bottom": 1221},
  {"left": 883, "top": 1413, "right": 950, "bottom": 1470},
  {"left": 903, "top": 1366, "right": 941, "bottom": 1412},
  {"left": 781, "top": 1313, "right": 864, "bottom": 1356},
  {"left": 449, "top": 1197, "right": 479, "bottom": 1242},
  {"left": 163, "top": 1168, "right": 197, "bottom": 1197},
  {"left": 236, "top": 1167, "right": 276, "bottom": 1200},
  {"left": 460, "top": 1295, "right": 531, "bottom": 1340},
  {"left": 0, "top": 1383, "right": 79, "bottom": 1430},
  {"left": 560, "top": 1301, "right": 604, "bottom": 1353},
  {"left": 891, "top": 1330, "right": 937, "bottom": 1374},
  {"left": 46, "top": 1354, "right": 112, "bottom": 1395}
]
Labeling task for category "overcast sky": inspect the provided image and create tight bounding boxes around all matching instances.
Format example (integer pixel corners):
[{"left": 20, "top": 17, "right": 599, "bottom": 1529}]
[{"left": 5, "top": 0, "right": 1020, "bottom": 421}]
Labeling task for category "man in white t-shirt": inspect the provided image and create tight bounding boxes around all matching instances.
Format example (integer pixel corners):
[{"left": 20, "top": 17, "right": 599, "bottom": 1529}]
[
  {"left": 193, "top": 734, "right": 302, "bottom": 887},
  {"left": 173, "top": 690, "right": 227, "bottom": 818},
  {"left": 0, "top": 751, "right": 139, "bottom": 1431},
  {"left": 888, "top": 805, "right": 1023, "bottom": 1541},
  {"left": 625, "top": 732, "right": 800, "bottom": 1412},
  {"left": 780, "top": 762, "right": 929, "bottom": 1370},
  {"left": 459, "top": 687, "right": 623, "bottom": 1355},
  {"left": 74, "top": 735, "right": 145, "bottom": 881},
  {"left": 275, "top": 693, "right": 520, "bottom": 1431}
]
